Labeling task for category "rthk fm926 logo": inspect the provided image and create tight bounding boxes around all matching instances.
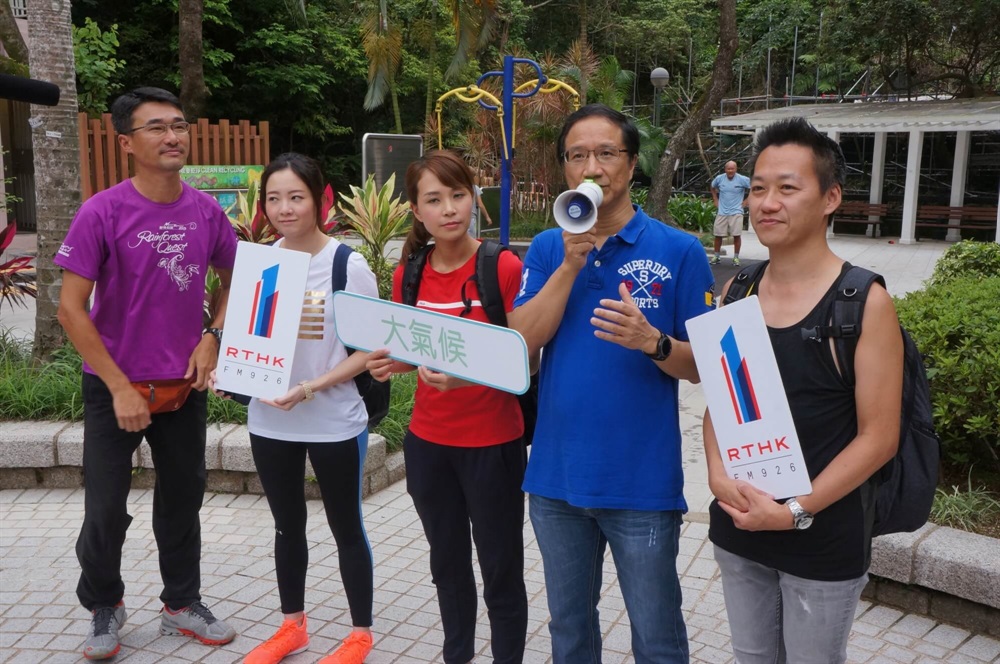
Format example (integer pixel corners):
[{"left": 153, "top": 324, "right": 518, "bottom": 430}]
[
  {"left": 221, "top": 263, "right": 288, "bottom": 391},
  {"left": 618, "top": 259, "right": 672, "bottom": 309}
]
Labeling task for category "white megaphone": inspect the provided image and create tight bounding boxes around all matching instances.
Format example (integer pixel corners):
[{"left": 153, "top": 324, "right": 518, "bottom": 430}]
[{"left": 553, "top": 179, "right": 603, "bottom": 233}]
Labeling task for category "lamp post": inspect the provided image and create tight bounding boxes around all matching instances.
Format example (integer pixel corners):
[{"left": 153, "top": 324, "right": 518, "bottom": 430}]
[{"left": 650, "top": 67, "right": 670, "bottom": 127}]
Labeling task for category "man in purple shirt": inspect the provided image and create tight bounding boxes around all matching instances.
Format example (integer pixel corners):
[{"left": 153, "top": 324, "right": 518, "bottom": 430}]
[{"left": 55, "top": 87, "right": 238, "bottom": 660}]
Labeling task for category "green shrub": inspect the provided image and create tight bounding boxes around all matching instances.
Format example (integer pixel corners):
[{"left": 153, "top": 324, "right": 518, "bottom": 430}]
[
  {"left": 666, "top": 194, "right": 716, "bottom": 233},
  {"left": 630, "top": 186, "right": 649, "bottom": 208},
  {"left": 895, "top": 276, "right": 1000, "bottom": 472},
  {"left": 931, "top": 240, "right": 1000, "bottom": 285},
  {"left": 355, "top": 243, "right": 395, "bottom": 301}
]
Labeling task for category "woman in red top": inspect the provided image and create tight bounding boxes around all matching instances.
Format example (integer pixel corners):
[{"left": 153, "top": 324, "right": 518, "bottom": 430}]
[{"left": 366, "top": 151, "right": 527, "bottom": 664}]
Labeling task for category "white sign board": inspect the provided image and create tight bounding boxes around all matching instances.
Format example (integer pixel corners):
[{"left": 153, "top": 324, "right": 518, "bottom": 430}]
[
  {"left": 332, "top": 291, "right": 530, "bottom": 395},
  {"left": 686, "top": 296, "right": 812, "bottom": 499},
  {"left": 214, "top": 242, "right": 311, "bottom": 399}
]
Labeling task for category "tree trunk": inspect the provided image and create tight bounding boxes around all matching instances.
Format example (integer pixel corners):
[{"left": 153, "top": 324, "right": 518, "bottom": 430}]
[
  {"left": 390, "top": 71, "right": 402, "bottom": 134},
  {"left": 424, "top": 30, "right": 437, "bottom": 124},
  {"left": 178, "top": 0, "right": 208, "bottom": 117},
  {"left": 647, "top": 0, "right": 737, "bottom": 223},
  {"left": 27, "top": 0, "right": 80, "bottom": 361},
  {"left": 0, "top": 0, "right": 29, "bottom": 73},
  {"left": 578, "top": 0, "right": 589, "bottom": 103}
]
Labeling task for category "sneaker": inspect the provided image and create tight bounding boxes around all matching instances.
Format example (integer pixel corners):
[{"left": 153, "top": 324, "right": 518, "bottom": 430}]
[
  {"left": 318, "top": 631, "right": 373, "bottom": 664},
  {"left": 732, "top": 256, "right": 741, "bottom": 266},
  {"left": 244, "top": 616, "right": 309, "bottom": 664},
  {"left": 709, "top": 255, "right": 721, "bottom": 265},
  {"left": 160, "top": 601, "right": 237, "bottom": 645},
  {"left": 83, "top": 603, "right": 127, "bottom": 660}
]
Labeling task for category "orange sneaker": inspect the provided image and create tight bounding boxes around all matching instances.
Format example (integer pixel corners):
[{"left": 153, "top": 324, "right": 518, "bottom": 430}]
[
  {"left": 243, "top": 615, "right": 309, "bottom": 664},
  {"left": 318, "top": 631, "right": 373, "bottom": 664}
]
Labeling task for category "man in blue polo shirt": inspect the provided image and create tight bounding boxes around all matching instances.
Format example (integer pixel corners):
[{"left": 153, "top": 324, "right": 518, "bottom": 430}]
[
  {"left": 508, "top": 104, "right": 714, "bottom": 663},
  {"left": 710, "top": 160, "right": 751, "bottom": 265}
]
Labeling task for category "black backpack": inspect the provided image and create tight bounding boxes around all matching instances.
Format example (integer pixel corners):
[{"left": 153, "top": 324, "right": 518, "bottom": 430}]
[
  {"left": 724, "top": 261, "right": 940, "bottom": 537},
  {"left": 332, "top": 242, "right": 391, "bottom": 428},
  {"left": 401, "top": 239, "right": 539, "bottom": 445}
]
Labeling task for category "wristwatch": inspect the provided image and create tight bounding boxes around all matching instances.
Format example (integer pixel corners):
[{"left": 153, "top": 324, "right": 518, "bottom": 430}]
[
  {"left": 644, "top": 332, "right": 672, "bottom": 362},
  {"left": 203, "top": 327, "right": 223, "bottom": 344},
  {"left": 787, "top": 498, "right": 814, "bottom": 530}
]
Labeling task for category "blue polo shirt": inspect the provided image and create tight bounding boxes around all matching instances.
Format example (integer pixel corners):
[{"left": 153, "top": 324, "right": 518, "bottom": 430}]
[
  {"left": 515, "top": 207, "right": 714, "bottom": 511},
  {"left": 711, "top": 173, "right": 751, "bottom": 215}
]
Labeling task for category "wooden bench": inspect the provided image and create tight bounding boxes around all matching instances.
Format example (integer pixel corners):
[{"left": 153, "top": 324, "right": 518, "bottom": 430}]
[
  {"left": 832, "top": 201, "right": 890, "bottom": 236},
  {"left": 915, "top": 205, "right": 998, "bottom": 240}
]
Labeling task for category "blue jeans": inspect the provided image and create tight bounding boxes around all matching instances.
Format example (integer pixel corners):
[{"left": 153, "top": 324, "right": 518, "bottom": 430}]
[
  {"left": 529, "top": 495, "right": 688, "bottom": 664},
  {"left": 714, "top": 546, "right": 868, "bottom": 664}
]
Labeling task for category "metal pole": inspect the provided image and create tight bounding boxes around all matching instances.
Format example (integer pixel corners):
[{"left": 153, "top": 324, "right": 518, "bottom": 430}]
[
  {"left": 653, "top": 88, "right": 660, "bottom": 127},
  {"left": 815, "top": 10, "right": 823, "bottom": 97},
  {"left": 790, "top": 25, "right": 798, "bottom": 105},
  {"left": 687, "top": 37, "right": 693, "bottom": 91},
  {"left": 766, "top": 16, "right": 772, "bottom": 109},
  {"left": 500, "top": 55, "right": 514, "bottom": 247}
]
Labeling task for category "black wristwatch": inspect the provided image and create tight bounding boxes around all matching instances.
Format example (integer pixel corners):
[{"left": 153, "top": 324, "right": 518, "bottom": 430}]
[
  {"left": 644, "top": 332, "right": 672, "bottom": 362},
  {"left": 203, "top": 327, "right": 223, "bottom": 344}
]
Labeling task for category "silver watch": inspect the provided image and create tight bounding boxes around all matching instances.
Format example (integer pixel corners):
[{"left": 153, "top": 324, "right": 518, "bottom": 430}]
[{"left": 787, "top": 498, "right": 814, "bottom": 530}]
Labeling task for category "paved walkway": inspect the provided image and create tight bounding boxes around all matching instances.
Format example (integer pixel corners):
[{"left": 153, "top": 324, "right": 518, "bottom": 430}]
[{"left": 5, "top": 232, "right": 1000, "bottom": 662}]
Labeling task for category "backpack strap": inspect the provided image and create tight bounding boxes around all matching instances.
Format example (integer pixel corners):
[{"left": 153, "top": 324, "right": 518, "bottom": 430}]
[
  {"left": 799, "top": 264, "right": 885, "bottom": 387},
  {"left": 476, "top": 239, "right": 509, "bottom": 327},
  {"left": 331, "top": 242, "right": 353, "bottom": 293},
  {"left": 722, "top": 260, "right": 769, "bottom": 305},
  {"left": 401, "top": 244, "right": 434, "bottom": 306}
]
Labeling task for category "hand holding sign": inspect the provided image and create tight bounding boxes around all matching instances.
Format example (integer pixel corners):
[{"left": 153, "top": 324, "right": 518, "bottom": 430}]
[
  {"left": 335, "top": 292, "right": 530, "bottom": 395},
  {"left": 686, "top": 296, "right": 812, "bottom": 499}
]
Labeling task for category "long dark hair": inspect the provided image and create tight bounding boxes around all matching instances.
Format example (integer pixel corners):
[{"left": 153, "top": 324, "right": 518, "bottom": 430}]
[
  {"left": 400, "top": 150, "right": 476, "bottom": 263},
  {"left": 260, "top": 152, "right": 326, "bottom": 230}
]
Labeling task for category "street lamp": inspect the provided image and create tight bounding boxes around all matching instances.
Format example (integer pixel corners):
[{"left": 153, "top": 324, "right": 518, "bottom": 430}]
[{"left": 650, "top": 67, "right": 670, "bottom": 128}]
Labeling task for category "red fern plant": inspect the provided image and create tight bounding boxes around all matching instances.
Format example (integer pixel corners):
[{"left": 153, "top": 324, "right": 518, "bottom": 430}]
[{"left": 0, "top": 221, "right": 37, "bottom": 311}]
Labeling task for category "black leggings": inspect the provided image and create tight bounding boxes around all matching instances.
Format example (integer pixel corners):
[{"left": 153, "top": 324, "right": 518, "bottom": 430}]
[{"left": 249, "top": 432, "right": 374, "bottom": 626}]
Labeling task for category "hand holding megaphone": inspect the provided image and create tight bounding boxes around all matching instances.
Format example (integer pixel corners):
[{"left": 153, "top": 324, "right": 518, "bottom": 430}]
[{"left": 554, "top": 179, "right": 603, "bottom": 233}]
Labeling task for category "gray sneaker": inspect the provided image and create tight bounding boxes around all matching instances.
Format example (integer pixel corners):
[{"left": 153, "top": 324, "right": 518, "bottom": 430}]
[
  {"left": 83, "top": 603, "right": 127, "bottom": 660},
  {"left": 160, "top": 601, "right": 237, "bottom": 645}
]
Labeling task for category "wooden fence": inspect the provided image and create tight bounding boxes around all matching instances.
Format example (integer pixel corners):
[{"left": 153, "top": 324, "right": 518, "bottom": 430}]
[{"left": 78, "top": 113, "right": 270, "bottom": 201}]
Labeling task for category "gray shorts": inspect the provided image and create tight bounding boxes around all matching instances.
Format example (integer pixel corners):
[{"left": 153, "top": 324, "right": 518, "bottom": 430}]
[{"left": 713, "top": 213, "right": 743, "bottom": 237}]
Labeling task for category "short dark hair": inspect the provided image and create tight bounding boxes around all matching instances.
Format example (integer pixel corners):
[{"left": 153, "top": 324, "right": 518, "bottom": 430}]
[
  {"left": 751, "top": 117, "right": 847, "bottom": 193},
  {"left": 110, "top": 87, "right": 184, "bottom": 135},
  {"left": 261, "top": 153, "right": 326, "bottom": 230},
  {"left": 556, "top": 104, "right": 640, "bottom": 164}
]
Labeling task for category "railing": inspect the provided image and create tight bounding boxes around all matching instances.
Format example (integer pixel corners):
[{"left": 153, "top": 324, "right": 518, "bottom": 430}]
[{"left": 77, "top": 113, "right": 270, "bottom": 201}]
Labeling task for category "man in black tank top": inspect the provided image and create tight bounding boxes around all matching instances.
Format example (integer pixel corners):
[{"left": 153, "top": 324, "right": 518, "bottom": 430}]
[{"left": 702, "top": 118, "right": 904, "bottom": 664}]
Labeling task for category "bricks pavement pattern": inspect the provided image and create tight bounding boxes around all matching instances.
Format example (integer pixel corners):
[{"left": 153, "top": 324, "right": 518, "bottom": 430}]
[{"left": 2, "top": 484, "right": 998, "bottom": 663}]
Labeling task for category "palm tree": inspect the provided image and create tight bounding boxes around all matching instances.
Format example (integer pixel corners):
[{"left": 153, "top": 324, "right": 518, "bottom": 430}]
[
  {"left": 28, "top": 0, "right": 81, "bottom": 361},
  {"left": 361, "top": 0, "right": 403, "bottom": 133}
]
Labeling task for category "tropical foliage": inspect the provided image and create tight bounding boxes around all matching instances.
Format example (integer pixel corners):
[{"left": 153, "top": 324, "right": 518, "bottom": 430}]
[
  {"left": 337, "top": 173, "right": 411, "bottom": 294},
  {"left": 0, "top": 223, "right": 37, "bottom": 312}
]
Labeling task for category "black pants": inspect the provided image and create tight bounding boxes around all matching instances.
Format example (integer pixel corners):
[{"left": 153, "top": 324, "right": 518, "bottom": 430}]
[
  {"left": 250, "top": 432, "right": 374, "bottom": 626},
  {"left": 405, "top": 431, "right": 528, "bottom": 664},
  {"left": 76, "top": 372, "right": 207, "bottom": 611}
]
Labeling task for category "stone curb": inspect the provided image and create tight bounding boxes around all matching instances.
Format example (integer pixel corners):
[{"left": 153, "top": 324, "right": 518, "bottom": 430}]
[
  {"left": 1, "top": 420, "right": 998, "bottom": 623},
  {"left": 0, "top": 420, "right": 404, "bottom": 501}
]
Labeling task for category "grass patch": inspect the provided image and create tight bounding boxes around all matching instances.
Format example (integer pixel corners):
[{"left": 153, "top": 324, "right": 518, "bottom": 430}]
[
  {"left": 0, "top": 332, "right": 415, "bottom": 453},
  {"left": 930, "top": 470, "right": 1000, "bottom": 538}
]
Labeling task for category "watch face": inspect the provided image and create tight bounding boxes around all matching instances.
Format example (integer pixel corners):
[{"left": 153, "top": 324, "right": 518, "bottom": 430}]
[{"left": 795, "top": 514, "right": 814, "bottom": 530}]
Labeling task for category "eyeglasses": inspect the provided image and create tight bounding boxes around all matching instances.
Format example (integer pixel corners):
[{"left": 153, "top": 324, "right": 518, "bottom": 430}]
[
  {"left": 563, "top": 147, "right": 629, "bottom": 164},
  {"left": 125, "top": 121, "right": 191, "bottom": 137}
]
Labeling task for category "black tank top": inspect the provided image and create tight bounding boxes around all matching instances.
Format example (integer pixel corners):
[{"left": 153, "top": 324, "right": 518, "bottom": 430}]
[{"left": 709, "top": 263, "right": 872, "bottom": 581}]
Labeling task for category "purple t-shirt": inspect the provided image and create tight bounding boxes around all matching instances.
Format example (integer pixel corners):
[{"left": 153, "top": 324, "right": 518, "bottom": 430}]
[{"left": 54, "top": 180, "right": 237, "bottom": 382}]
